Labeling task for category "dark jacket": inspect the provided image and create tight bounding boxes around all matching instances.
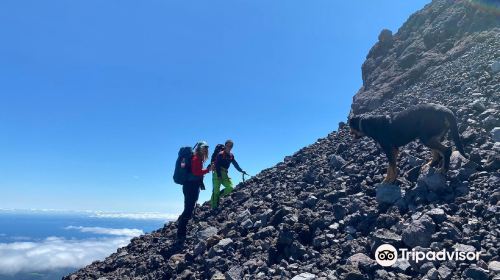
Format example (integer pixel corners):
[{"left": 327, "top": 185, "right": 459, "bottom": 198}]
[{"left": 215, "top": 151, "right": 243, "bottom": 177}]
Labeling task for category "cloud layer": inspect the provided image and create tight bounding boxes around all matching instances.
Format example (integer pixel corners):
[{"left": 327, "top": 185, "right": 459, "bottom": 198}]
[
  {"left": 0, "top": 226, "right": 143, "bottom": 275},
  {"left": 65, "top": 226, "right": 143, "bottom": 237},
  {"left": 91, "top": 212, "right": 178, "bottom": 220},
  {"left": 0, "top": 209, "right": 173, "bottom": 275}
]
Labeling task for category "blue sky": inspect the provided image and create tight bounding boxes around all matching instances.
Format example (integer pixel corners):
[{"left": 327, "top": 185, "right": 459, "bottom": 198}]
[{"left": 0, "top": 0, "right": 430, "bottom": 214}]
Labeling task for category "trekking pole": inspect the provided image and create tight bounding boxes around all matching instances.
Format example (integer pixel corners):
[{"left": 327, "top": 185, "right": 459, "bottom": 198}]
[
  {"left": 242, "top": 172, "right": 250, "bottom": 183},
  {"left": 340, "top": 159, "right": 355, "bottom": 171}
]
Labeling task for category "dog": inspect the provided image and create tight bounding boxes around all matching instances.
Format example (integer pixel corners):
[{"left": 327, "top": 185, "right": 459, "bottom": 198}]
[{"left": 348, "top": 103, "right": 466, "bottom": 183}]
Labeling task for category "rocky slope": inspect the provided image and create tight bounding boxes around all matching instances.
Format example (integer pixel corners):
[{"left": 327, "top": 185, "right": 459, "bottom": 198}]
[
  {"left": 65, "top": 0, "right": 499, "bottom": 279},
  {"left": 351, "top": 0, "right": 499, "bottom": 115}
]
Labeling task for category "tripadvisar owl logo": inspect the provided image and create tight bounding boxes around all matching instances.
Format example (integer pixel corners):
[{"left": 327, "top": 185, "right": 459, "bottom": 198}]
[{"left": 375, "top": 244, "right": 398, "bottom": 267}]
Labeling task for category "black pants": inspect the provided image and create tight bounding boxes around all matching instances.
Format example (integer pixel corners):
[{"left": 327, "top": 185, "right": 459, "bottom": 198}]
[{"left": 177, "top": 180, "right": 200, "bottom": 236}]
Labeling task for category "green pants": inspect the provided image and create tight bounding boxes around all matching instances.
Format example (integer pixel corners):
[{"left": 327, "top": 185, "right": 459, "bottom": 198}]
[{"left": 211, "top": 168, "right": 234, "bottom": 209}]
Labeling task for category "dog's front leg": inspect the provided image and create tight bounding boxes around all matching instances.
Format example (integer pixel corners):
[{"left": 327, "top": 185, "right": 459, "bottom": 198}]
[
  {"left": 424, "top": 150, "right": 441, "bottom": 168},
  {"left": 383, "top": 147, "right": 398, "bottom": 183}
]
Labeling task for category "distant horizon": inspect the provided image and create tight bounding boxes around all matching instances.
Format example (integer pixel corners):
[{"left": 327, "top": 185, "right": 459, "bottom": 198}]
[
  {"left": 1, "top": 0, "right": 431, "bottom": 213},
  {"left": 0, "top": 207, "right": 178, "bottom": 220}
]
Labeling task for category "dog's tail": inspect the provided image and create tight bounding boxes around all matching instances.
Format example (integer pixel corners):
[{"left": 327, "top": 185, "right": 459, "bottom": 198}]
[{"left": 447, "top": 113, "right": 467, "bottom": 158}]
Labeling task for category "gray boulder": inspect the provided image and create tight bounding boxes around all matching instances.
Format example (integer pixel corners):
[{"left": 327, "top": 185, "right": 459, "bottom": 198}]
[
  {"left": 291, "top": 272, "right": 316, "bottom": 280},
  {"left": 197, "top": 226, "right": 218, "bottom": 240},
  {"left": 425, "top": 268, "right": 439, "bottom": 280},
  {"left": 216, "top": 238, "right": 234, "bottom": 251},
  {"left": 305, "top": 195, "right": 318, "bottom": 208},
  {"left": 402, "top": 215, "right": 436, "bottom": 248},
  {"left": 463, "top": 266, "right": 489, "bottom": 280},
  {"left": 471, "top": 100, "right": 486, "bottom": 112},
  {"left": 492, "top": 127, "right": 500, "bottom": 142},
  {"left": 225, "top": 266, "right": 243, "bottom": 280},
  {"left": 426, "top": 208, "right": 446, "bottom": 223},
  {"left": 489, "top": 261, "right": 500, "bottom": 274},
  {"left": 376, "top": 183, "right": 401, "bottom": 204},
  {"left": 437, "top": 265, "right": 452, "bottom": 280},
  {"left": 491, "top": 60, "right": 500, "bottom": 74},
  {"left": 241, "top": 218, "right": 253, "bottom": 229},
  {"left": 418, "top": 166, "right": 447, "bottom": 193},
  {"left": 449, "top": 151, "right": 468, "bottom": 170},
  {"left": 329, "top": 155, "right": 347, "bottom": 170},
  {"left": 371, "top": 229, "right": 402, "bottom": 249},
  {"left": 452, "top": 243, "right": 476, "bottom": 252},
  {"left": 394, "top": 259, "right": 411, "bottom": 273},
  {"left": 194, "top": 241, "right": 207, "bottom": 256},
  {"left": 346, "top": 253, "right": 375, "bottom": 270},
  {"left": 419, "top": 262, "right": 435, "bottom": 275}
]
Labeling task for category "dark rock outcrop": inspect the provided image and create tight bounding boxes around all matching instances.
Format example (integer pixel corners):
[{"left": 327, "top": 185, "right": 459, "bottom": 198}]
[{"left": 65, "top": 0, "right": 499, "bottom": 279}]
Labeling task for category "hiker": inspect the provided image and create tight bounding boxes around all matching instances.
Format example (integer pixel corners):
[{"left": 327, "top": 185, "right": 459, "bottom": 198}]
[
  {"left": 211, "top": 140, "right": 247, "bottom": 209},
  {"left": 177, "top": 141, "right": 211, "bottom": 239}
]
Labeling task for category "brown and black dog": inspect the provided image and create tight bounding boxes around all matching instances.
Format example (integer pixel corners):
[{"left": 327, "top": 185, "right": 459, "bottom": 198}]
[{"left": 349, "top": 103, "right": 466, "bottom": 183}]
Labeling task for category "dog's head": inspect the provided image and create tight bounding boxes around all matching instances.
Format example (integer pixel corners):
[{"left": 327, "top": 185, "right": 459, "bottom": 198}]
[
  {"left": 349, "top": 114, "right": 391, "bottom": 140},
  {"left": 348, "top": 116, "right": 365, "bottom": 139}
]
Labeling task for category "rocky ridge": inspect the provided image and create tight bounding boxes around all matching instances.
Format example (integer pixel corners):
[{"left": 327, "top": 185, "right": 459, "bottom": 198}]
[
  {"left": 65, "top": 0, "right": 499, "bottom": 279},
  {"left": 351, "top": 0, "right": 499, "bottom": 115}
]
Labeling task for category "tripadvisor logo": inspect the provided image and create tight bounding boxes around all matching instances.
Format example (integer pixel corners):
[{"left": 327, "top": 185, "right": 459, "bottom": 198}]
[
  {"left": 375, "top": 244, "right": 398, "bottom": 267},
  {"left": 375, "top": 244, "right": 481, "bottom": 267}
]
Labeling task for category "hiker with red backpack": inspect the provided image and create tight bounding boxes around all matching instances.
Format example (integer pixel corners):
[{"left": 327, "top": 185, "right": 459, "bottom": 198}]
[
  {"left": 210, "top": 140, "right": 247, "bottom": 209},
  {"left": 174, "top": 141, "right": 212, "bottom": 239}
]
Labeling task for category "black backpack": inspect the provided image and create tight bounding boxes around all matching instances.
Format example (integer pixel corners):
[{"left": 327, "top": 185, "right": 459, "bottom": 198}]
[
  {"left": 211, "top": 144, "right": 225, "bottom": 165},
  {"left": 173, "top": 146, "right": 194, "bottom": 185}
]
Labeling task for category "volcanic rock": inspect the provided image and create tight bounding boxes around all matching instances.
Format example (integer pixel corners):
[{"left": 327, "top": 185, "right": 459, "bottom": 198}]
[
  {"left": 402, "top": 214, "right": 435, "bottom": 248},
  {"left": 375, "top": 183, "right": 401, "bottom": 204}
]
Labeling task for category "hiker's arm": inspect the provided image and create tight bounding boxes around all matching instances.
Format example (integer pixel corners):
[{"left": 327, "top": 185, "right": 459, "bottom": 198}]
[
  {"left": 200, "top": 166, "right": 209, "bottom": 175},
  {"left": 231, "top": 158, "right": 244, "bottom": 173},
  {"left": 216, "top": 154, "right": 223, "bottom": 177},
  {"left": 202, "top": 162, "right": 210, "bottom": 174},
  {"left": 192, "top": 165, "right": 209, "bottom": 176},
  {"left": 192, "top": 157, "right": 209, "bottom": 176}
]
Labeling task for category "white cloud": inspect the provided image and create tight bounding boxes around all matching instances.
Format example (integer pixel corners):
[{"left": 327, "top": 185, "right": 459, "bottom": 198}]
[
  {"left": 0, "top": 236, "right": 136, "bottom": 275},
  {"left": 0, "top": 226, "right": 144, "bottom": 275},
  {"left": 65, "top": 226, "right": 143, "bottom": 237},
  {"left": 91, "top": 212, "right": 178, "bottom": 221}
]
